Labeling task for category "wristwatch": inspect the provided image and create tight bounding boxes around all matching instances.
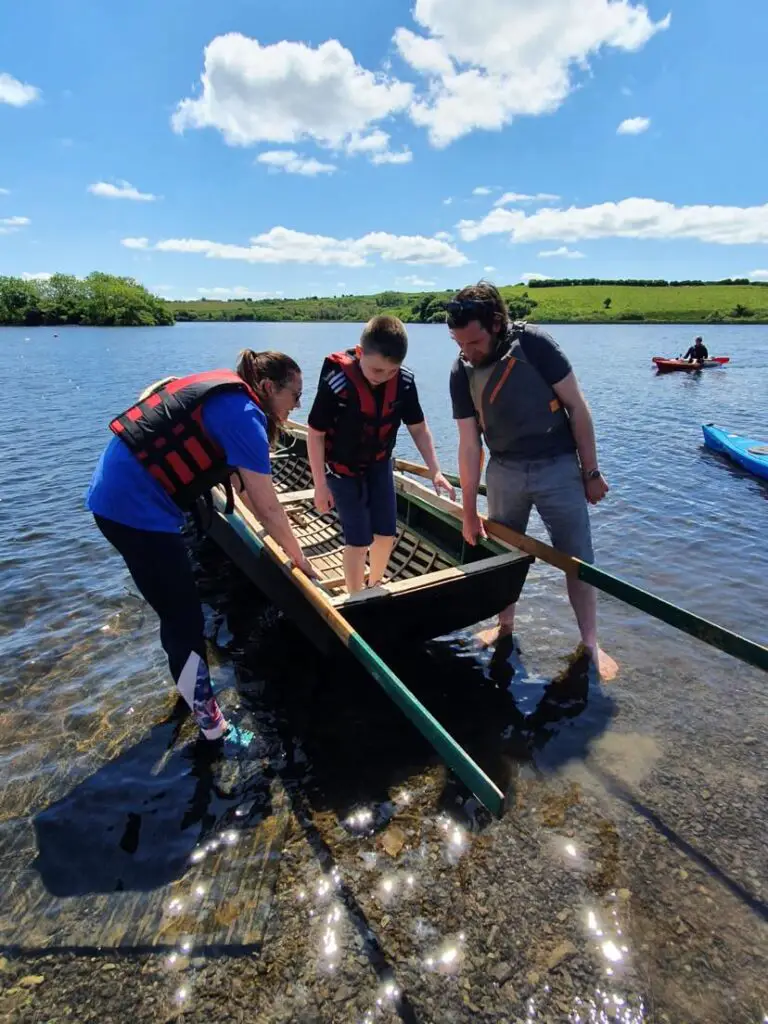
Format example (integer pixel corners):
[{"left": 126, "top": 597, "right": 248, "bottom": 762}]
[{"left": 584, "top": 468, "right": 602, "bottom": 481}]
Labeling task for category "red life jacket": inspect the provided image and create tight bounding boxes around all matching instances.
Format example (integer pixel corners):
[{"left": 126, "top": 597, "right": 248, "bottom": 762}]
[
  {"left": 323, "top": 350, "right": 403, "bottom": 476},
  {"left": 109, "top": 370, "right": 260, "bottom": 510}
]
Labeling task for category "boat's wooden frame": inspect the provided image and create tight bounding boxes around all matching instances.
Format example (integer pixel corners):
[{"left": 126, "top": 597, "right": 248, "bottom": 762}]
[{"left": 202, "top": 423, "right": 532, "bottom": 816}]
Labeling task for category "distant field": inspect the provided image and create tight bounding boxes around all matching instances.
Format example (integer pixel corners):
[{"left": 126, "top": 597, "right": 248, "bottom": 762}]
[
  {"left": 504, "top": 283, "right": 768, "bottom": 323},
  {"left": 164, "top": 283, "right": 768, "bottom": 325}
]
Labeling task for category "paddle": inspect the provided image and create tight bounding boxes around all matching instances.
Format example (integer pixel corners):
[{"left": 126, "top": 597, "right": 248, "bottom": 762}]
[
  {"left": 393, "top": 458, "right": 768, "bottom": 674},
  {"left": 224, "top": 493, "right": 507, "bottom": 817}
]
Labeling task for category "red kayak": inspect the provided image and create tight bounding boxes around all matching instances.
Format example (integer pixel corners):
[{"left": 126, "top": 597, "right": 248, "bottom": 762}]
[{"left": 652, "top": 356, "right": 730, "bottom": 373}]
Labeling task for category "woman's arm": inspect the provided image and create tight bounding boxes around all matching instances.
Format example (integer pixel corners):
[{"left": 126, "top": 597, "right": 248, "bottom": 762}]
[{"left": 237, "top": 467, "right": 317, "bottom": 574}]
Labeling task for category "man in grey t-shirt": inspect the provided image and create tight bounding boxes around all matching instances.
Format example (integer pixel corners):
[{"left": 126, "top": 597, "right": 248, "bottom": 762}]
[{"left": 447, "top": 281, "right": 617, "bottom": 680}]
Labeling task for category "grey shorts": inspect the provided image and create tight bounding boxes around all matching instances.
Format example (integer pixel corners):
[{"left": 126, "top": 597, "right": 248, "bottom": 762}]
[{"left": 486, "top": 452, "right": 595, "bottom": 562}]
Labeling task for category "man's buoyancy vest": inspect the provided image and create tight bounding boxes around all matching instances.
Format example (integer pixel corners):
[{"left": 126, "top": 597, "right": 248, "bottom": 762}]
[
  {"left": 109, "top": 370, "right": 260, "bottom": 511},
  {"left": 461, "top": 323, "right": 574, "bottom": 459},
  {"left": 322, "top": 350, "right": 404, "bottom": 476}
]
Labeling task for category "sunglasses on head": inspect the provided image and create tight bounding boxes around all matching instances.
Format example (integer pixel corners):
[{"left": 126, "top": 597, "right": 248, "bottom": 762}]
[{"left": 445, "top": 298, "right": 496, "bottom": 326}]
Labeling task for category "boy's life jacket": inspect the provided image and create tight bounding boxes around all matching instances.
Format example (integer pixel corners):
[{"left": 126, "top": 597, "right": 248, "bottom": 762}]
[{"left": 322, "top": 349, "right": 407, "bottom": 476}]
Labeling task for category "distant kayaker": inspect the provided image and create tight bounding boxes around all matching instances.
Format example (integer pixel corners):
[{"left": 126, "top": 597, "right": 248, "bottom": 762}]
[
  {"left": 446, "top": 281, "right": 618, "bottom": 681},
  {"left": 307, "top": 315, "right": 454, "bottom": 593},
  {"left": 684, "top": 337, "right": 708, "bottom": 362},
  {"left": 86, "top": 350, "right": 315, "bottom": 752}
]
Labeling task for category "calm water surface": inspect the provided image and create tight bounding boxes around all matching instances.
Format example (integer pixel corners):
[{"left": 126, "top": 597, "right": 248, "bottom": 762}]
[{"left": 1, "top": 323, "right": 766, "bottom": 1021}]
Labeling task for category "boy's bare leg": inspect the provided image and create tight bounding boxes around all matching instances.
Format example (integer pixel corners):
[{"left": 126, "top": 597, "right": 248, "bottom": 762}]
[
  {"left": 368, "top": 534, "right": 395, "bottom": 587},
  {"left": 343, "top": 545, "right": 368, "bottom": 594}
]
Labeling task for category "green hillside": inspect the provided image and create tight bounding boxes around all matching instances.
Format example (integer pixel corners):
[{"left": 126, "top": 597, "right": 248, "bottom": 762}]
[{"left": 168, "top": 281, "right": 768, "bottom": 325}]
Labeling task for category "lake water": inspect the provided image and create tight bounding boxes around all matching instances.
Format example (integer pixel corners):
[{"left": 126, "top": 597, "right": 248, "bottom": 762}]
[{"left": 1, "top": 322, "right": 766, "bottom": 1023}]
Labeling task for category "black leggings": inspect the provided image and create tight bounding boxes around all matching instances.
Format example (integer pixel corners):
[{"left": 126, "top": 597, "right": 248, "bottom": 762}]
[{"left": 94, "top": 514, "right": 226, "bottom": 738}]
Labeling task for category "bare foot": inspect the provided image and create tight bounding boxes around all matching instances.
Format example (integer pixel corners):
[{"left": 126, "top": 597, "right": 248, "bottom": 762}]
[
  {"left": 475, "top": 623, "right": 515, "bottom": 648},
  {"left": 585, "top": 644, "right": 619, "bottom": 682}
]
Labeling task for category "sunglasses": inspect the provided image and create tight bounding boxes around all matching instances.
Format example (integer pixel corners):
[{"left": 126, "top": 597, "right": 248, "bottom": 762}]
[{"left": 445, "top": 298, "right": 495, "bottom": 325}]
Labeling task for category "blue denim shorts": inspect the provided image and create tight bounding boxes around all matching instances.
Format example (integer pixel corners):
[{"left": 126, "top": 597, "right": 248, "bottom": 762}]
[{"left": 327, "top": 460, "right": 397, "bottom": 548}]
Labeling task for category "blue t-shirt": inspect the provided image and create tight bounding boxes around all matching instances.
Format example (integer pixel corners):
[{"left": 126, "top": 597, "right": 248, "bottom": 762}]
[{"left": 86, "top": 391, "right": 271, "bottom": 532}]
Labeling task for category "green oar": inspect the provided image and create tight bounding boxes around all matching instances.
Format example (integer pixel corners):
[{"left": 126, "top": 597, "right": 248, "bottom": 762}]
[
  {"left": 225, "top": 498, "right": 506, "bottom": 817},
  {"left": 394, "top": 459, "right": 768, "bottom": 674}
]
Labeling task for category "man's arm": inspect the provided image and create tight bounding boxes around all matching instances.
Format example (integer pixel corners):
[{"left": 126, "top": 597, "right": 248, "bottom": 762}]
[
  {"left": 552, "top": 372, "right": 609, "bottom": 505},
  {"left": 307, "top": 426, "right": 334, "bottom": 513},
  {"left": 457, "top": 417, "right": 487, "bottom": 543}
]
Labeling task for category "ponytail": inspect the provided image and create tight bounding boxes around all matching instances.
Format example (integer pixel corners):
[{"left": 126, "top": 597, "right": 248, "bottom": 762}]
[{"left": 236, "top": 349, "right": 301, "bottom": 444}]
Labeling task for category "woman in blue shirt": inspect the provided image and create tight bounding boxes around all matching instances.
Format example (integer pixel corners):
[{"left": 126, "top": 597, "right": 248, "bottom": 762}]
[{"left": 87, "top": 349, "right": 313, "bottom": 751}]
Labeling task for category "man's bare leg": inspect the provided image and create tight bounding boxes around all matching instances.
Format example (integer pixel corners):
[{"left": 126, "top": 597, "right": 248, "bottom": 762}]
[
  {"left": 343, "top": 545, "right": 368, "bottom": 594},
  {"left": 368, "top": 533, "right": 395, "bottom": 587},
  {"left": 475, "top": 601, "right": 517, "bottom": 648},
  {"left": 566, "top": 575, "right": 618, "bottom": 681}
]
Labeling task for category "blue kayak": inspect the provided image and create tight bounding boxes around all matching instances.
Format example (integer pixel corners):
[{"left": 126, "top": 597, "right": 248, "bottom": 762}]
[{"left": 702, "top": 424, "right": 768, "bottom": 481}]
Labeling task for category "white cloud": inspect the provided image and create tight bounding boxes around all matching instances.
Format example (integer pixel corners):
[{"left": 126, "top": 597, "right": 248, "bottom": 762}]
[
  {"left": 472, "top": 186, "right": 492, "bottom": 196},
  {"left": 748, "top": 270, "right": 768, "bottom": 282},
  {"left": 459, "top": 198, "right": 768, "bottom": 246},
  {"left": 494, "top": 191, "right": 560, "bottom": 206},
  {"left": 397, "top": 274, "right": 438, "bottom": 287},
  {"left": 256, "top": 150, "right": 337, "bottom": 176},
  {"left": 521, "top": 272, "right": 550, "bottom": 283},
  {"left": 21, "top": 272, "right": 52, "bottom": 281},
  {"left": 617, "top": 116, "right": 650, "bottom": 135},
  {"left": 88, "top": 180, "right": 158, "bottom": 201},
  {"left": 0, "top": 187, "right": 9, "bottom": 195},
  {"left": 0, "top": 71, "right": 40, "bottom": 107},
  {"left": 395, "top": 0, "right": 670, "bottom": 146},
  {"left": 370, "top": 148, "right": 413, "bottom": 165},
  {"left": 443, "top": 197, "right": 454, "bottom": 205},
  {"left": 197, "top": 286, "right": 284, "bottom": 298},
  {"left": 539, "top": 245, "right": 585, "bottom": 258},
  {"left": 435, "top": 230, "right": 453, "bottom": 240},
  {"left": 621, "top": 86, "right": 633, "bottom": 96},
  {"left": 172, "top": 33, "right": 412, "bottom": 153},
  {"left": 127, "top": 226, "right": 469, "bottom": 267},
  {"left": 0, "top": 215, "right": 30, "bottom": 234},
  {"left": 483, "top": 265, "right": 496, "bottom": 272},
  {"left": 346, "top": 130, "right": 391, "bottom": 154}
]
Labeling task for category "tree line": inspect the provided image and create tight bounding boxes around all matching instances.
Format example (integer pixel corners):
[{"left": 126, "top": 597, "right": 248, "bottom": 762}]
[
  {"left": 528, "top": 277, "right": 761, "bottom": 288},
  {"left": 0, "top": 273, "right": 174, "bottom": 326}
]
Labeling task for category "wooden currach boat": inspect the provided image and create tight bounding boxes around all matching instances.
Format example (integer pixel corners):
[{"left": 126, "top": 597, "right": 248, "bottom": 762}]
[
  {"left": 204, "top": 421, "right": 532, "bottom": 652},
  {"left": 200, "top": 421, "right": 532, "bottom": 816}
]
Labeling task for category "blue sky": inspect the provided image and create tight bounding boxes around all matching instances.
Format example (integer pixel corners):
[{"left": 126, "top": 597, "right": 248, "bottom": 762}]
[{"left": 2, "top": 0, "right": 768, "bottom": 299}]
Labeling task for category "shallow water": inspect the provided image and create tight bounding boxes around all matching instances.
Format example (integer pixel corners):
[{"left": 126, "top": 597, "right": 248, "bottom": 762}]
[{"left": 0, "top": 323, "right": 766, "bottom": 1022}]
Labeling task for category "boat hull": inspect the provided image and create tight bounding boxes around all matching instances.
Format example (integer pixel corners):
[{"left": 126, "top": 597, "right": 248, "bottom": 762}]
[{"left": 202, "top": 428, "right": 533, "bottom": 651}]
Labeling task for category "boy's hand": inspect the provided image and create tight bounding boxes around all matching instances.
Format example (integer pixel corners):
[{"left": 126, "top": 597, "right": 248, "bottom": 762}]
[
  {"left": 462, "top": 510, "right": 487, "bottom": 546},
  {"left": 432, "top": 471, "right": 457, "bottom": 502},
  {"left": 314, "top": 482, "right": 335, "bottom": 514}
]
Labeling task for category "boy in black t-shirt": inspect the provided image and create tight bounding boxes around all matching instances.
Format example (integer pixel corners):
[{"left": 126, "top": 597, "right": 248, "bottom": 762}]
[{"left": 307, "top": 315, "right": 454, "bottom": 593}]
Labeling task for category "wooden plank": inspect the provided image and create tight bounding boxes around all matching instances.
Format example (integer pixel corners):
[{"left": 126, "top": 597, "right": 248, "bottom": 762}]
[
  {"left": 224, "top": 496, "right": 506, "bottom": 816},
  {"left": 394, "top": 459, "right": 768, "bottom": 674},
  {"left": 332, "top": 550, "right": 526, "bottom": 606},
  {"left": 277, "top": 488, "right": 315, "bottom": 504}
]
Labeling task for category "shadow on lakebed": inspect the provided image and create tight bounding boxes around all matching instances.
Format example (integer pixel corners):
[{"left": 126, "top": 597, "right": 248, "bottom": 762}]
[{"left": 30, "top": 542, "right": 615, "bottom": 900}]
